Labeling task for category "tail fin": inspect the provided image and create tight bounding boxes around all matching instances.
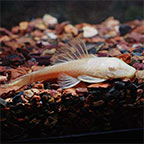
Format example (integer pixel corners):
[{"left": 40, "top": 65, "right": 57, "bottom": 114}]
[
  {"left": 3, "top": 74, "right": 30, "bottom": 88},
  {"left": 0, "top": 74, "right": 31, "bottom": 97}
]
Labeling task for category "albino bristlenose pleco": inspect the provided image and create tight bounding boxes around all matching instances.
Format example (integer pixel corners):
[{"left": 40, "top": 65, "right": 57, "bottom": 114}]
[{"left": 1, "top": 39, "right": 136, "bottom": 89}]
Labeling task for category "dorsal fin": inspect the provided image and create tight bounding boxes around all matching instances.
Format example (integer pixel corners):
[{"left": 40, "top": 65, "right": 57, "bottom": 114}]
[{"left": 51, "top": 38, "right": 89, "bottom": 65}]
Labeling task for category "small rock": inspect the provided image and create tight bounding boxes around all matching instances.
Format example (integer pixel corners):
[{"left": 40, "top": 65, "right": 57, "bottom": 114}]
[
  {"left": 127, "top": 83, "right": 137, "bottom": 90},
  {"left": 21, "top": 95, "right": 29, "bottom": 103},
  {"left": 31, "top": 88, "right": 40, "bottom": 94},
  {"left": 103, "top": 17, "right": 120, "bottom": 28},
  {"left": 57, "top": 88, "right": 62, "bottom": 94},
  {"left": 50, "top": 84, "right": 60, "bottom": 89},
  {"left": 88, "top": 47, "right": 97, "bottom": 54},
  {"left": 24, "top": 89, "right": 34, "bottom": 99},
  {"left": 31, "top": 95, "right": 41, "bottom": 101},
  {"left": 88, "top": 83, "right": 111, "bottom": 88},
  {"left": 133, "top": 47, "right": 144, "bottom": 53},
  {"left": 117, "top": 53, "right": 132, "bottom": 64},
  {"left": 132, "top": 55, "right": 144, "bottom": 61},
  {"left": 117, "top": 44, "right": 130, "bottom": 51},
  {"left": 10, "top": 54, "right": 25, "bottom": 66},
  {"left": 0, "top": 98, "right": 7, "bottom": 107},
  {"left": 13, "top": 92, "right": 24, "bottom": 103},
  {"left": 105, "top": 30, "right": 117, "bottom": 38},
  {"left": 35, "top": 23, "right": 47, "bottom": 30},
  {"left": 114, "top": 81, "right": 125, "bottom": 89},
  {"left": 83, "top": 26, "right": 98, "bottom": 38},
  {"left": 48, "top": 97, "right": 55, "bottom": 103},
  {"left": 34, "top": 37, "right": 41, "bottom": 41},
  {"left": 98, "top": 50, "right": 108, "bottom": 54},
  {"left": 64, "top": 24, "right": 78, "bottom": 36},
  {"left": 128, "top": 32, "right": 144, "bottom": 42},
  {"left": 63, "top": 88, "right": 77, "bottom": 96},
  {"left": 133, "top": 25, "right": 144, "bottom": 34},
  {"left": 0, "top": 75, "right": 7, "bottom": 82},
  {"left": 46, "top": 32, "right": 57, "bottom": 40},
  {"left": 42, "top": 35, "right": 48, "bottom": 41},
  {"left": 0, "top": 66, "right": 6, "bottom": 73},
  {"left": 5, "top": 98, "right": 13, "bottom": 103},
  {"left": 51, "top": 90, "right": 61, "bottom": 98},
  {"left": 133, "top": 63, "right": 144, "bottom": 70},
  {"left": 41, "top": 41, "right": 50, "bottom": 46},
  {"left": 132, "top": 52, "right": 142, "bottom": 56},
  {"left": 140, "top": 98, "right": 144, "bottom": 103},
  {"left": 76, "top": 88, "right": 88, "bottom": 94},
  {"left": 87, "top": 42, "right": 104, "bottom": 54},
  {"left": 11, "top": 26, "right": 19, "bottom": 34},
  {"left": 41, "top": 48, "right": 56, "bottom": 55},
  {"left": 93, "top": 100, "right": 104, "bottom": 107},
  {"left": 19, "top": 21, "right": 29, "bottom": 33},
  {"left": 43, "top": 14, "right": 58, "bottom": 26},
  {"left": 31, "top": 30, "right": 43, "bottom": 37},
  {"left": 108, "top": 48, "right": 121, "bottom": 56},
  {"left": 136, "top": 70, "right": 144, "bottom": 79},
  {"left": 137, "top": 89, "right": 143, "bottom": 95},
  {"left": 132, "top": 43, "right": 143, "bottom": 49},
  {"left": 0, "top": 35, "right": 11, "bottom": 42},
  {"left": 119, "top": 25, "right": 132, "bottom": 36},
  {"left": 33, "top": 83, "right": 44, "bottom": 89}
]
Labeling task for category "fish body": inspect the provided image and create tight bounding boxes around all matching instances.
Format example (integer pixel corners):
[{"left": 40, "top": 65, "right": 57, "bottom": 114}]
[{"left": 1, "top": 39, "right": 136, "bottom": 89}]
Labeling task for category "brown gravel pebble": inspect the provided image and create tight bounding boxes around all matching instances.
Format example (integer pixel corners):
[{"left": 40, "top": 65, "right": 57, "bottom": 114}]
[
  {"left": 93, "top": 100, "right": 105, "bottom": 107},
  {"left": 136, "top": 70, "right": 144, "bottom": 79},
  {"left": 21, "top": 95, "right": 29, "bottom": 103},
  {"left": 11, "top": 26, "right": 19, "bottom": 34},
  {"left": 137, "top": 89, "right": 143, "bottom": 95},
  {"left": 64, "top": 24, "right": 78, "bottom": 36},
  {"left": 108, "top": 48, "right": 121, "bottom": 56},
  {"left": 88, "top": 83, "right": 111, "bottom": 88},
  {"left": 31, "top": 88, "right": 40, "bottom": 94},
  {"left": 63, "top": 88, "right": 77, "bottom": 96},
  {"left": 50, "top": 83, "right": 60, "bottom": 89},
  {"left": 19, "top": 21, "right": 29, "bottom": 34},
  {"left": 0, "top": 75, "right": 7, "bottom": 82},
  {"left": 117, "top": 53, "right": 132, "bottom": 64},
  {"left": 33, "top": 83, "right": 44, "bottom": 89},
  {"left": 76, "top": 88, "right": 88, "bottom": 94},
  {"left": 140, "top": 98, "right": 144, "bottom": 103},
  {"left": 0, "top": 35, "right": 11, "bottom": 42},
  {"left": 24, "top": 89, "right": 34, "bottom": 100},
  {"left": 31, "top": 95, "right": 41, "bottom": 101}
]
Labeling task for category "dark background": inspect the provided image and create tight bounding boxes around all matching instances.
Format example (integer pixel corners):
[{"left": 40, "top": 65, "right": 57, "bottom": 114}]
[{"left": 1, "top": 0, "right": 144, "bottom": 29}]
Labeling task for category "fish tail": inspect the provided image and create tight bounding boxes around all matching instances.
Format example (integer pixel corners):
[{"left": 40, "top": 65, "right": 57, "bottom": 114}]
[
  {"left": 0, "top": 66, "right": 58, "bottom": 93},
  {"left": 2, "top": 74, "right": 31, "bottom": 89}
]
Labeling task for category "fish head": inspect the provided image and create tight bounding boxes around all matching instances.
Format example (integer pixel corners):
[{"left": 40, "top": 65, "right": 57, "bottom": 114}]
[{"left": 107, "top": 58, "right": 136, "bottom": 79}]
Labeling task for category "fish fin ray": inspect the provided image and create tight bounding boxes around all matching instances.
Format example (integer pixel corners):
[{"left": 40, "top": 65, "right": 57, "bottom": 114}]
[
  {"left": 51, "top": 38, "right": 89, "bottom": 64},
  {"left": 58, "top": 74, "right": 80, "bottom": 89},
  {"left": 78, "top": 75, "right": 106, "bottom": 83}
]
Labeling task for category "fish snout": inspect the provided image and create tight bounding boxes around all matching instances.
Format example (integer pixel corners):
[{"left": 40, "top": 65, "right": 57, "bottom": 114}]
[{"left": 126, "top": 66, "right": 136, "bottom": 78}]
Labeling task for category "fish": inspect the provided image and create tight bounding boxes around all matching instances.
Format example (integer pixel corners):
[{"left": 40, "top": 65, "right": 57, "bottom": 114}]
[{"left": 1, "top": 38, "right": 136, "bottom": 90}]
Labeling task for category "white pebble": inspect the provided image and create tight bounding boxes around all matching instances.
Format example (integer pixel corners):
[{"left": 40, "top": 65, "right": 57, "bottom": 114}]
[
  {"left": 83, "top": 26, "right": 98, "bottom": 38},
  {"left": 31, "top": 88, "right": 40, "bottom": 94},
  {"left": 43, "top": 14, "right": 58, "bottom": 26},
  {"left": 47, "top": 32, "right": 57, "bottom": 40},
  {"left": 24, "top": 89, "right": 34, "bottom": 99}
]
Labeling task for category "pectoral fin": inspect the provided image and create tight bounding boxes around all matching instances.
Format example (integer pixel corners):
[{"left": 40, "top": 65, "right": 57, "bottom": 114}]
[
  {"left": 58, "top": 74, "right": 80, "bottom": 89},
  {"left": 78, "top": 75, "right": 106, "bottom": 83}
]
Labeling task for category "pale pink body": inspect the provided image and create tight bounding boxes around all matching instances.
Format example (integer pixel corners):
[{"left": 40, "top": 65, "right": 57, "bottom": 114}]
[
  {"left": 1, "top": 39, "right": 136, "bottom": 89},
  {"left": 5, "top": 57, "right": 136, "bottom": 89}
]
